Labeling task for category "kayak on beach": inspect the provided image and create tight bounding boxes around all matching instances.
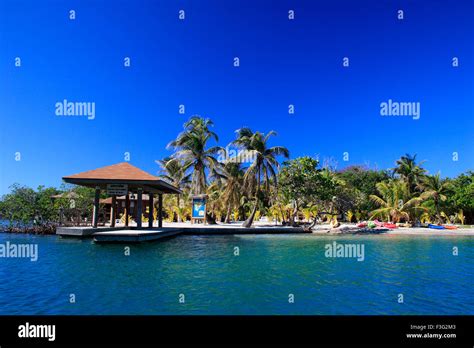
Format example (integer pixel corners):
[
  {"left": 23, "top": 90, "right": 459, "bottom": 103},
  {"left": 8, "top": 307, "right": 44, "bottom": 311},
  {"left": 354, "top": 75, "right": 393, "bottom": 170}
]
[
  {"left": 357, "top": 221, "right": 397, "bottom": 229},
  {"left": 443, "top": 225, "right": 458, "bottom": 230},
  {"left": 383, "top": 223, "right": 397, "bottom": 229},
  {"left": 428, "top": 224, "right": 445, "bottom": 230}
]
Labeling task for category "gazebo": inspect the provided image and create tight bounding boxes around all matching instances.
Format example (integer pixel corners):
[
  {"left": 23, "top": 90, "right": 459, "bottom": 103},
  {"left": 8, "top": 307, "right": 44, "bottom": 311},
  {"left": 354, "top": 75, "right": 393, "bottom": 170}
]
[{"left": 62, "top": 162, "right": 181, "bottom": 228}]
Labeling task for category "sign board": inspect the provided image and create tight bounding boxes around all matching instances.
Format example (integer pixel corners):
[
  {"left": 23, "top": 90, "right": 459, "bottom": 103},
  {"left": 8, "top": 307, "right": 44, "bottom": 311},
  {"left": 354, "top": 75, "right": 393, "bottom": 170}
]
[
  {"left": 107, "top": 184, "right": 128, "bottom": 196},
  {"left": 192, "top": 197, "right": 206, "bottom": 219}
]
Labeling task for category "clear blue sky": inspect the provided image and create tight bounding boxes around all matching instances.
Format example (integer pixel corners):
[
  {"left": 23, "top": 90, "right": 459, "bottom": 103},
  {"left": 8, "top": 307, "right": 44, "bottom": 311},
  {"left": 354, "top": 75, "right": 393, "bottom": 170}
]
[{"left": 1, "top": 0, "right": 473, "bottom": 194}]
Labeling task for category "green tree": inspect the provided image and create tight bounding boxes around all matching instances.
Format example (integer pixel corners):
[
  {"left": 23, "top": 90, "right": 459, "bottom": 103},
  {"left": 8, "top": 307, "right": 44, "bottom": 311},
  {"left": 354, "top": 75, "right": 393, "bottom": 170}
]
[
  {"left": 393, "top": 153, "right": 426, "bottom": 195},
  {"left": 167, "top": 116, "right": 223, "bottom": 195},
  {"left": 55, "top": 186, "right": 96, "bottom": 225},
  {"left": 231, "top": 128, "right": 289, "bottom": 227},
  {"left": 419, "top": 173, "right": 453, "bottom": 222},
  {"left": 156, "top": 157, "right": 191, "bottom": 222},
  {"left": 370, "top": 180, "right": 425, "bottom": 222},
  {"left": 0, "top": 184, "right": 60, "bottom": 225},
  {"left": 336, "top": 166, "right": 390, "bottom": 218},
  {"left": 449, "top": 171, "right": 474, "bottom": 224},
  {"left": 219, "top": 161, "right": 244, "bottom": 223},
  {"left": 35, "top": 186, "right": 61, "bottom": 223},
  {"left": 279, "top": 156, "right": 337, "bottom": 224}
]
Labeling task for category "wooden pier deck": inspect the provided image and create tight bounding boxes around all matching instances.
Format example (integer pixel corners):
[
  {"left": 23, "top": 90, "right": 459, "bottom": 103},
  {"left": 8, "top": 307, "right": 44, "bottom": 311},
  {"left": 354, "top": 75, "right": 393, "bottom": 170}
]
[
  {"left": 93, "top": 228, "right": 182, "bottom": 243},
  {"left": 57, "top": 223, "right": 310, "bottom": 243}
]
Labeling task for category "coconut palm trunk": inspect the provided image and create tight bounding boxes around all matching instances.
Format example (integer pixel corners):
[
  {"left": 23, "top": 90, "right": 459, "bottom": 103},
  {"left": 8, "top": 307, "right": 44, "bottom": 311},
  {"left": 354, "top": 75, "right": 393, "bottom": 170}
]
[
  {"left": 177, "top": 195, "right": 182, "bottom": 223},
  {"left": 434, "top": 196, "right": 441, "bottom": 223},
  {"left": 279, "top": 204, "right": 286, "bottom": 224},
  {"left": 243, "top": 167, "right": 261, "bottom": 228},
  {"left": 291, "top": 201, "right": 299, "bottom": 226},
  {"left": 224, "top": 205, "right": 232, "bottom": 223},
  {"left": 243, "top": 200, "right": 258, "bottom": 227},
  {"left": 231, "top": 127, "right": 289, "bottom": 228}
]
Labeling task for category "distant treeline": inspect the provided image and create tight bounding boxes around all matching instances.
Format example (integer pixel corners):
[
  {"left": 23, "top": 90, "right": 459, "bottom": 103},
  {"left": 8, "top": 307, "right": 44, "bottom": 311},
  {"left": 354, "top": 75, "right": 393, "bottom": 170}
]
[{"left": 1, "top": 116, "right": 473, "bottom": 228}]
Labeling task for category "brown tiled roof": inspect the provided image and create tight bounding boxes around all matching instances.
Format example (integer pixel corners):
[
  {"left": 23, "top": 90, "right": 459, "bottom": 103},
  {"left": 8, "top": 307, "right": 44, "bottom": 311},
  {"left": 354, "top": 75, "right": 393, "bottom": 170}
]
[
  {"left": 64, "top": 162, "right": 158, "bottom": 181},
  {"left": 62, "top": 162, "right": 181, "bottom": 194}
]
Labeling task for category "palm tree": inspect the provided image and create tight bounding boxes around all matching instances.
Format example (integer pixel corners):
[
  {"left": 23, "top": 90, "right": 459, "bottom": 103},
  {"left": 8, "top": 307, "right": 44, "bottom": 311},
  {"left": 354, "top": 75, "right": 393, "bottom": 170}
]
[
  {"left": 206, "top": 180, "right": 224, "bottom": 223},
  {"left": 419, "top": 173, "right": 452, "bottom": 222},
  {"left": 156, "top": 157, "right": 191, "bottom": 222},
  {"left": 393, "top": 153, "right": 426, "bottom": 195},
  {"left": 456, "top": 210, "right": 466, "bottom": 225},
  {"left": 369, "top": 180, "right": 425, "bottom": 222},
  {"left": 231, "top": 128, "right": 289, "bottom": 227},
  {"left": 167, "top": 116, "right": 223, "bottom": 195},
  {"left": 219, "top": 161, "right": 245, "bottom": 223}
]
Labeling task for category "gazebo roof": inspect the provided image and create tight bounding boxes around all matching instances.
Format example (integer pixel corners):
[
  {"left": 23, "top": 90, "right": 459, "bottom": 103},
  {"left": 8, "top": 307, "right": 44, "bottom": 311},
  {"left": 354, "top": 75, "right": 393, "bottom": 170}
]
[{"left": 63, "top": 162, "right": 181, "bottom": 194}]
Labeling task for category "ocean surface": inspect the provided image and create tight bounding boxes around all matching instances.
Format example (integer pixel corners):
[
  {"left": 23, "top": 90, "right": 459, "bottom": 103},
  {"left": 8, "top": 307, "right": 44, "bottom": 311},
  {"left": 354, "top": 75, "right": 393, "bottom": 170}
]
[{"left": 0, "top": 232, "right": 473, "bottom": 315}]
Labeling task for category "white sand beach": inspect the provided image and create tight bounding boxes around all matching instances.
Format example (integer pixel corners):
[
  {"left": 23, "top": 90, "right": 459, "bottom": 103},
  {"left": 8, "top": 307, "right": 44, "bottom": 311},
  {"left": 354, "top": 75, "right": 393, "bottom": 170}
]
[
  {"left": 311, "top": 223, "right": 474, "bottom": 236},
  {"left": 113, "top": 221, "right": 474, "bottom": 236}
]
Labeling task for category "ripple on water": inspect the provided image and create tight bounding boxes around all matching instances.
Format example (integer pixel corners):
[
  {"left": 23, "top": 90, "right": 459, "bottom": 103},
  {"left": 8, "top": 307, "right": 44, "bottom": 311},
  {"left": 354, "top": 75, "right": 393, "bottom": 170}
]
[{"left": 0, "top": 233, "right": 473, "bottom": 314}]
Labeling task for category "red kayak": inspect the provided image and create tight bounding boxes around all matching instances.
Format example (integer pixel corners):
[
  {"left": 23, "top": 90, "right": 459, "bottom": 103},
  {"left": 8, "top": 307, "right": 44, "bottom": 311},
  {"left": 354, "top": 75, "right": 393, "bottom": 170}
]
[
  {"left": 443, "top": 225, "right": 458, "bottom": 230},
  {"left": 383, "top": 223, "right": 397, "bottom": 229},
  {"left": 357, "top": 222, "right": 367, "bottom": 228}
]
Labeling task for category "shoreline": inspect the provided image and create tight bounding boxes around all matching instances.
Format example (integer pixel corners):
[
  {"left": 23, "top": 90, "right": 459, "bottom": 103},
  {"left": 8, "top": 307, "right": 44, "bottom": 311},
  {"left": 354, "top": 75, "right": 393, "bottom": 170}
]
[
  {"left": 2, "top": 221, "right": 474, "bottom": 237},
  {"left": 311, "top": 224, "right": 474, "bottom": 236}
]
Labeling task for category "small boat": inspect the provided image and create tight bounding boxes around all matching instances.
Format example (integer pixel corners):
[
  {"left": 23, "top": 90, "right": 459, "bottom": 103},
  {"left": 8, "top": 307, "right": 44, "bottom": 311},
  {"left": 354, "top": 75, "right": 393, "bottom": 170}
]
[
  {"left": 396, "top": 222, "right": 412, "bottom": 228},
  {"left": 383, "top": 223, "right": 397, "bottom": 229},
  {"left": 357, "top": 222, "right": 367, "bottom": 228},
  {"left": 428, "top": 224, "right": 445, "bottom": 230},
  {"left": 443, "top": 225, "right": 458, "bottom": 230}
]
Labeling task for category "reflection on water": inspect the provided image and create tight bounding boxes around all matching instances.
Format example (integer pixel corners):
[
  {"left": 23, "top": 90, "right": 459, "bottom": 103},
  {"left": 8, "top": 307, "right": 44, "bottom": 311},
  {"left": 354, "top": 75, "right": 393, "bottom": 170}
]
[{"left": 0, "top": 233, "right": 473, "bottom": 314}]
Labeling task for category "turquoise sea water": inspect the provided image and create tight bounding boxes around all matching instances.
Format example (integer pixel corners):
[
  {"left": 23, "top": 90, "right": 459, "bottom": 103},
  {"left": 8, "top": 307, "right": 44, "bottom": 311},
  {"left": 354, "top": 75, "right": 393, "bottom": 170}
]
[{"left": 0, "top": 232, "right": 473, "bottom": 315}]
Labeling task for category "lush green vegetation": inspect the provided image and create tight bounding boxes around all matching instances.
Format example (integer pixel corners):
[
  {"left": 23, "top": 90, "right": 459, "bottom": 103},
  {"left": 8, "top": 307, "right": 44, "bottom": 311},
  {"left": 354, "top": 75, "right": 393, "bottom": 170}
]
[
  {"left": 0, "top": 184, "right": 96, "bottom": 230},
  {"left": 1, "top": 116, "right": 473, "bottom": 229},
  {"left": 158, "top": 117, "right": 473, "bottom": 227}
]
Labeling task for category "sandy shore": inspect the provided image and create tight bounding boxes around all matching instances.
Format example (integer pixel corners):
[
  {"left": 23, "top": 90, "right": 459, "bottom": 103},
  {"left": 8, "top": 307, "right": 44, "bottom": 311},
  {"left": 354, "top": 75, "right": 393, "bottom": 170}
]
[
  {"left": 112, "top": 221, "right": 474, "bottom": 236},
  {"left": 311, "top": 223, "right": 474, "bottom": 236}
]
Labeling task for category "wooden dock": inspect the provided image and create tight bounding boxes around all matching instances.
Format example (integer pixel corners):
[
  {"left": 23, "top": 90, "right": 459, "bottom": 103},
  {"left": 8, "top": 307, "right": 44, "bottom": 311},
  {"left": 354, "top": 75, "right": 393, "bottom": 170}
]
[
  {"left": 56, "top": 226, "right": 128, "bottom": 237},
  {"left": 57, "top": 223, "right": 310, "bottom": 243},
  {"left": 179, "top": 226, "right": 307, "bottom": 235},
  {"left": 93, "top": 228, "right": 182, "bottom": 243}
]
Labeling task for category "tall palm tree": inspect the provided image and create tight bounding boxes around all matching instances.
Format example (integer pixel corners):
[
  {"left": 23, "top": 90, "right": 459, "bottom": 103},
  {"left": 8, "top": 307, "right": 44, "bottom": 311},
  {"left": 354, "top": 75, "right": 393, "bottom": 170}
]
[
  {"left": 219, "top": 161, "right": 245, "bottom": 223},
  {"left": 156, "top": 157, "right": 191, "bottom": 222},
  {"left": 419, "top": 173, "right": 452, "bottom": 222},
  {"left": 231, "top": 128, "right": 289, "bottom": 227},
  {"left": 205, "top": 180, "right": 224, "bottom": 223},
  {"left": 167, "top": 116, "right": 223, "bottom": 195},
  {"left": 393, "top": 153, "right": 426, "bottom": 195},
  {"left": 156, "top": 157, "right": 191, "bottom": 191},
  {"left": 369, "top": 180, "right": 425, "bottom": 222}
]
